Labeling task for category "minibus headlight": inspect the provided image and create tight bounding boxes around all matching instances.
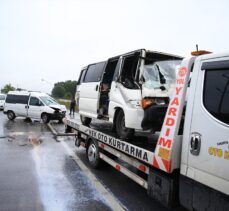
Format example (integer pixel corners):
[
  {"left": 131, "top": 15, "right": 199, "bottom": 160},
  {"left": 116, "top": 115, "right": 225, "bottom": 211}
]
[
  {"left": 140, "top": 98, "right": 168, "bottom": 109},
  {"left": 140, "top": 99, "right": 156, "bottom": 109}
]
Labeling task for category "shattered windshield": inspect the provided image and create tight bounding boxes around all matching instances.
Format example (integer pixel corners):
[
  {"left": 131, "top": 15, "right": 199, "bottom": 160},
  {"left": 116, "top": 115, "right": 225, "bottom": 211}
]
[
  {"left": 143, "top": 60, "right": 181, "bottom": 89},
  {"left": 40, "top": 96, "right": 58, "bottom": 106}
]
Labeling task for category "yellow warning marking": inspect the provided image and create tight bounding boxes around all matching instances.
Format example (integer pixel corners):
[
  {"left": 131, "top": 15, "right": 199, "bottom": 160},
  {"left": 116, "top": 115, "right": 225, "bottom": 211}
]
[
  {"left": 208, "top": 147, "right": 229, "bottom": 160},
  {"left": 224, "top": 151, "right": 229, "bottom": 160},
  {"left": 158, "top": 147, "right": 170, "bottom": 160}
]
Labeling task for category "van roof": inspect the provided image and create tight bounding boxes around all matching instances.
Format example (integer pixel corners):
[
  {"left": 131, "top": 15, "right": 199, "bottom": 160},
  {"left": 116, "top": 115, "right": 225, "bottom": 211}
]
[
  {"left": 108, "top": 49, "right": 183, "bottom": 60},
  {"left": 82, "top": 49, "right": 183, "bottom": 68},
  {"left": 7, "top": 90, "right": 48, "bottom": 97}
]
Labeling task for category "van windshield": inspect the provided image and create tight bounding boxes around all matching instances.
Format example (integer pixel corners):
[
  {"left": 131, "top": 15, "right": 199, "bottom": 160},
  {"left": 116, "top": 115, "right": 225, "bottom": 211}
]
[
  {"left": 40, "top": 96, "right": 58, "bottom": 106},
  {"left": 143, "top": 60, "right": 181, "bottom": 89},
  {"left": 0, "top": 95, "right": 5, "bottom": 100}
]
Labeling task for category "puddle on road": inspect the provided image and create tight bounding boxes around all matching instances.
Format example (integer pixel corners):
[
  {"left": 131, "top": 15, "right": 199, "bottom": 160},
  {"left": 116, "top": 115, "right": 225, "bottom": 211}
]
[
  {"left": 2, "top": 118, "right": 50, "bottom": 147},
  {"left": 0, "top": 131, "right": 44, "bottom": 147},
  {"left": 18, "top": 134, "right": 43, "bottom": 146}
]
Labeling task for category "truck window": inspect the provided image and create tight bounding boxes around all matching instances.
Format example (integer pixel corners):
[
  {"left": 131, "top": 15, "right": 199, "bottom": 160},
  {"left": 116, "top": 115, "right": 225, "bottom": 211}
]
[
  {"left": 6, "top": 94, "right": 29, "bottom": 104},
  {"left": 203, "top": 68, "right": 229, "bottom": 125},
  {"left": 84, "top": 62, "right": 106, "bottom": 83}
]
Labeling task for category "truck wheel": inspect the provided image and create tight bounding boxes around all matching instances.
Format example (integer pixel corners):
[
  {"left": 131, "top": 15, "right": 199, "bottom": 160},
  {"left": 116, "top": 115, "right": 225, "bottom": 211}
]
[
  {"left": 80, "top": 115, "right": 92, "bottom": 126},
  {"left": 115, "top": 110, "right": 134, "bottom": 139},
  {"left": 41, "top": 113, "right": 50, "bottom": 124},
  {"left": 58, "top": 118, "right": 63, "bottom": 124},
  {"left": 86, "top": 139, "right": 101, "bottom": 168},
  {"left": 65, "top": 125, "right": 72, "bottom": 133},
  {"left": 7, "top": 111, "right": 16, "bottom": 120}
]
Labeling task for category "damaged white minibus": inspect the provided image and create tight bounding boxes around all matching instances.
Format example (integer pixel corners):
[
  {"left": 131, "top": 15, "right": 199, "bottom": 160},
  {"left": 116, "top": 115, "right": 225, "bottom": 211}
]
[{"left": 76, "top": 49, "right": 182, "bottom": 138}]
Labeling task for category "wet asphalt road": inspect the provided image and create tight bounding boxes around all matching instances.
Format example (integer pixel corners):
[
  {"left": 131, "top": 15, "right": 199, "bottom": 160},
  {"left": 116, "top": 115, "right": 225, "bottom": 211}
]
[{"left": 0, "top": 111, "right": 185, "bottom": 211}]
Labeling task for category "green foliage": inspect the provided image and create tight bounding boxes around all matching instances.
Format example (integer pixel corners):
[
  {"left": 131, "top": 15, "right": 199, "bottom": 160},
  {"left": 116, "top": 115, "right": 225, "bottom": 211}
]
[
  {"left": 64, "top": 92, "right": 72, "bottom": 100},
  {"left": 52, "top": 85, "right": 65, "bottom": 98},
  {"left": 51, "top": 80, "right": 77, "bottom": 99},
  {"left": 1, "top": 84, "right": 15, "bottom": 94},
  {"left": 57, "top": 99, "right": 70, "bottom": 110}
]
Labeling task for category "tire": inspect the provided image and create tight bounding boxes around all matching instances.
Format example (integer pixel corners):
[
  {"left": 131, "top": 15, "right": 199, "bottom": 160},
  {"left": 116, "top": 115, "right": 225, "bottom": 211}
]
[
  {"left": 7, "top": 111, "right": 16, "bottom": 120},
  {"left": 86, "top": 139, "right": 101, "bottom": 168},
  {"left": 65, "top": 125, "right": 72, "bottom": 133},
  {"left": 41, "top": 113, "right": 50, "bottom": 124},
  {"left": 115, "top": 110, "right": 134, "bottom": 139},
  {"left": 80, "top": 115, "right": 92, "bottom": 126}
]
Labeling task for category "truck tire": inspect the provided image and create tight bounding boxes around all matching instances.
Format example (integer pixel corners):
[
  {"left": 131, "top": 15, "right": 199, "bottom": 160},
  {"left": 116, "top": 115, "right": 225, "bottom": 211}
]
[
  {"left": 86, "top": 139, "right": 101, "bottom": 168},
  {"left": 80, "top": 115, "right": 92, "bottom": 126},
  {"left": 7, "top": 111, "right": 16, "bottom": 120},
  {"left": 65, "top": 125, "right": 72, "bottom": 133},
  {"left": 41, "top": 113, "right": 50, "bottom": 124},
  {"left": 58, "top": 118, "right": 63, "bottom": 124},
  {"left": 115, "top": 110, "right": 134, "bottom": 139}
]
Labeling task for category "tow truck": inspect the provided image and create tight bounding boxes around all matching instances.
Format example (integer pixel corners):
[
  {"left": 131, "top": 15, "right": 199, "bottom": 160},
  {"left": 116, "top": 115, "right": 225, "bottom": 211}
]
[{"left": 65, "top": 51, "right": 229, "bottom": 210}]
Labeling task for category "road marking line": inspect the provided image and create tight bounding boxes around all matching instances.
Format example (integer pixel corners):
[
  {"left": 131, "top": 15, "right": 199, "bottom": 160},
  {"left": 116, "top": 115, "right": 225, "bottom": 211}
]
[{"left": 60, "top": 140, "right": 126, "bottom": 211}]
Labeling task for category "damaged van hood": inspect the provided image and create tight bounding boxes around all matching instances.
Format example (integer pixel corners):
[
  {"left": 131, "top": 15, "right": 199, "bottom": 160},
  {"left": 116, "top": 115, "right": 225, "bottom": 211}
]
[{"left": 49, "top": 104, "right": 67, "bottom": 112}]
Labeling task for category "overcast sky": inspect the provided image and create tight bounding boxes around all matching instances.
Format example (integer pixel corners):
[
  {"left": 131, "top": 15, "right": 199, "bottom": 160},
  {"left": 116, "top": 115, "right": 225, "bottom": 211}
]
[{"left": 0, "top": 0, "right": 229, "bottom": 93}]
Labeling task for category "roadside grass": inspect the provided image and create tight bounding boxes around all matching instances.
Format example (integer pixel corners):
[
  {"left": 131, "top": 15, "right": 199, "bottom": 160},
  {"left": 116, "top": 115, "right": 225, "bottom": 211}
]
[
  {"left": 57, "top": 99, "right": 70, "bottom": 110},
  {"left": 57, "top": 99, "right": 79, "bottom": 111}
]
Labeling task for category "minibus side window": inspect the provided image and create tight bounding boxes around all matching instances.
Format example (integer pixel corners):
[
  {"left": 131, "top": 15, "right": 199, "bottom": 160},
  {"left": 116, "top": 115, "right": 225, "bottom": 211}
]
[{"left": 84, "top": 62, "right": 106, "bottom": 83}]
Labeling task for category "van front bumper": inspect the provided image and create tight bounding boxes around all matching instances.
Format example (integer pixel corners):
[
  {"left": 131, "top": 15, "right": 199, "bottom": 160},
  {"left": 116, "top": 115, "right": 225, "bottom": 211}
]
[
  {"left": 141, "top": 104, "right": 168, "bottom": 131},
  {"left": 50, "top": 111, "right": 66, "bottom": 120}
]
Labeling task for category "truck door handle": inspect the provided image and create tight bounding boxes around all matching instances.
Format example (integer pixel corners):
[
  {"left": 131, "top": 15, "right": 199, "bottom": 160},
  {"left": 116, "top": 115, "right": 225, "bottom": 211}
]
[
  {"left": 190, "top": 132, "right": 201, "bottom": 156},
  {"left": 95, "top": 85, "right": 98, "bottom": 91}
]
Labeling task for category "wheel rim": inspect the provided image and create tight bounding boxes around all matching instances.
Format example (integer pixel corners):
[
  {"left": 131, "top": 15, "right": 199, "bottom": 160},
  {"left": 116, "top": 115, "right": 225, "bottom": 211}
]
[
  {"left": 88, "top": 144, "right": 97, "bottom": 163},
  {"left": 9, "top": 112, "right": 13, "bottom": 119},
  {"left": 42, "top": 115, "right": 47, "bottom": 122}
]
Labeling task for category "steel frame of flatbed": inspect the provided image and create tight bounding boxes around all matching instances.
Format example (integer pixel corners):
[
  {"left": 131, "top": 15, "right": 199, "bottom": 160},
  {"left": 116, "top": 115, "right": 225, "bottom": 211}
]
[{"left": 65, "top": 118, "right": 157, "bottom": 190}]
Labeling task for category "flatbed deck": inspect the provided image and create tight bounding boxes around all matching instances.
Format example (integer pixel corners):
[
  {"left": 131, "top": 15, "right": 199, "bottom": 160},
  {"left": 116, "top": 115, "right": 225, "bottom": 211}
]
[{"left": 66, "top": 116, "right": 158, "bottom": 153}]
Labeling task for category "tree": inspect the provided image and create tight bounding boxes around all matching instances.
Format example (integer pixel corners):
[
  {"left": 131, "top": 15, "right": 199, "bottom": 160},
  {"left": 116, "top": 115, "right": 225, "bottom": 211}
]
[
  {"left": 52, "top": 84, "right": 66, "bottom": 98},
  {"left": 51, "top": 80, "right": 77, "bottom": 99},
  {"left": 1, "top": 84, "right": 15, "bottom": 94}
]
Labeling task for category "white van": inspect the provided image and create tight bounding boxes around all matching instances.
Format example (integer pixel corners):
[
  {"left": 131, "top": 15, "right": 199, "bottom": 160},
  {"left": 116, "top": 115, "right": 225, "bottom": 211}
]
[
  {"left": 4, "top": 91, "right": 66, "bottom": 123},
  {"left": 76, "top": 49, "right": 183, "bottom": 138},
  {"left": 0, "top": 94, "right": 6, "bottom": 110}
]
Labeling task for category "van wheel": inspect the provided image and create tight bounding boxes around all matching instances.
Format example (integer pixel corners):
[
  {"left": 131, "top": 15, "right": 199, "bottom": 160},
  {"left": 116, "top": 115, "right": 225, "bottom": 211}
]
[
  {"left": 41, "top": 113, "right": 50, "bottom": 124},
  {"left": 115, "top": 110, "right": 134, "bottom": 139},
  {"left": 86, "top": 139, "right": 101, "bottom": 168},
  {"left": 80, "top": 115, "right": 91, "bottom": 126},
  {"left": 7, "top": 111, "right": 15, "bottom": 120}
]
